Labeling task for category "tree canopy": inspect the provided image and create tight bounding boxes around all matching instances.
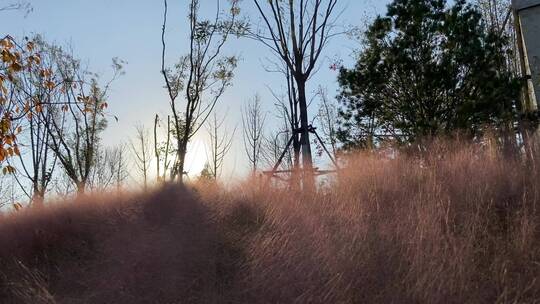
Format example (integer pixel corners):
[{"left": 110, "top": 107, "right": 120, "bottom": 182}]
[{"left": 337, "top": 0, "right": 520, "bottom": 149}]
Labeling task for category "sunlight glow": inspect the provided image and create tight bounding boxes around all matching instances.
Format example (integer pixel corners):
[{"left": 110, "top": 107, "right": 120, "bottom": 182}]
[{"left": 184, "top": 138, "right": 208, "bottom": 177}]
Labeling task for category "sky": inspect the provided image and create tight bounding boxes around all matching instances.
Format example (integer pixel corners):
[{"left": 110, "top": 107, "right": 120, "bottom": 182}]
[{"left": 0, "top": 0, "right": 390, "bottom": 182}]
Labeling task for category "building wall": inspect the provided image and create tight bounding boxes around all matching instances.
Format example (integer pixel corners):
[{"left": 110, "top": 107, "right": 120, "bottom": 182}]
[
  {"left": 514, "top": 0, "right": 540, "bottom": 107},
  {"left": 513, "top": 0, "right": 540, "bottom": 10}
]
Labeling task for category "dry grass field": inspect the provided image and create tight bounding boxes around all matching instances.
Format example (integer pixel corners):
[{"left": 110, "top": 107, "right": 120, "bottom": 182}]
[{"left": 1, "top": 141, "right": 539, "bottom": 303}]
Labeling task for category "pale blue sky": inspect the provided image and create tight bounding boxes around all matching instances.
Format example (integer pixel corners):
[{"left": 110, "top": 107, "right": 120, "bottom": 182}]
[{"left": 1, "top": 0, "right": 390, "bottom": 179}]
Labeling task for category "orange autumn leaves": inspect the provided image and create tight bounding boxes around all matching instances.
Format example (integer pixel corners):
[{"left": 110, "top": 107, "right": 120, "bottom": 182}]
[
  {"left": 0, "top": 36, "right": 111, "bottom": 175},
  {"left": 0, "top": 36, "right": 50, "bottom": 173},
  {"left": 0, "top": 37, "right": 27, "bottom": 173},
  {"left": 0, "top": 37, "right": 40, "bottom": 74}
]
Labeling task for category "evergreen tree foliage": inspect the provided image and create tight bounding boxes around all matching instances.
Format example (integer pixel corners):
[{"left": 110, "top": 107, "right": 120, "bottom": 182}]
[{"left": 338, "top": 0, "right": 520, "bottom": 148}]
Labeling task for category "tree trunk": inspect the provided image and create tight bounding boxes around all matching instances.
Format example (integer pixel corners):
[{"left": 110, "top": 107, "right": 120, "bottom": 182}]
[
  {"left": 31, "top": 185, "right": 45, "bottom": 208},
  {"left": 76, "top": 181, "right": 86, "bottom": 195},
  {"left": 293, "top": 133, "right": 300, "bottom": 167},
  {"left": 297, "top": 79, "right": 314, "bottom": 189},
  {"left": 154, "top": 114, "right": 161, "bottom": 181},
  {"left": 176, "top": 139, "right": 188, "bottom": 183}
]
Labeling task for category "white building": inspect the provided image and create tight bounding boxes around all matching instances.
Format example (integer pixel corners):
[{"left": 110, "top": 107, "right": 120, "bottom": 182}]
[{"left": 513, "top": 0, "right": 540, "bottom": 109}]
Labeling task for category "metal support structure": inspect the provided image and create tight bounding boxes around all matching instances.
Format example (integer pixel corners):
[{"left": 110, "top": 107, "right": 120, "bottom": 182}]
[{"left": 263, "top": 125, "right": 338, "bottom": 182}]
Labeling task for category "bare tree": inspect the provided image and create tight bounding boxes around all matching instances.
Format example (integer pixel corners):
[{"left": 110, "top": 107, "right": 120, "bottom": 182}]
[
  {"left": 0, "top": 174, "right": 23, "bottom": 209},
  {"left": 475, "top": 0, "right": 532, "bottom": 155},
  {"left": 0, "top": 36, "right": 39, "bottom": 175},
  {"left": 36, "top": 41, "right": 122, "bottom": 194},
  {"left": 88, "top": 144, "right": 128, "bottom": 192},
  {"left": 476, "top": 0, "right": 512, "bottom": 34},
  {"left": 0, "top": 38, "right": 60, "bottom": 205},
  {"left": 161, "top": 0, "right": 245, "bottom": 183},
  {"left": 0, "top": 36, "right": 121, "bottom": 200},
  {"left": 130, "top": 124, "right": 152, "bottom": 191},
  {"left": 52, "top": 170, "right": 75, "bottom": 197},
  {"left": 112, "top": 145, "right": 129, "bottom": 190},
  {"left": 206, "top": 112, "right": 235, "bottom": 180},
  {"left": 250, "top": 0, "right": 340, "bottom": 186},
  {"left": 262, "top": 104, "right": 294, "bottom": 172},
  {"left": 242, "top": 94, "right": 266, "bottom": 173},
  {"left": 0, "top": 174, "right": 11, "bottom": 208},
  {"left": 153, "top": 115, "right": 161, "bottom": 182},
  {"left": 267, "top": 74, "right": 301, "bottom": 172},
  {"left": 10, "top": 79, "right": 58, "bottom": 206},
  {"left": 0, "top": 1, "right": 31, "bottom": 15},
  {"left": 154, "top": 114, "right": 174, "bottom": 182},
  {"left": 475, "top": 0, "right": 519, "bottom": 88},
  {"left": 315, "top": 87, "right": 338, "bottom": 159}
]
